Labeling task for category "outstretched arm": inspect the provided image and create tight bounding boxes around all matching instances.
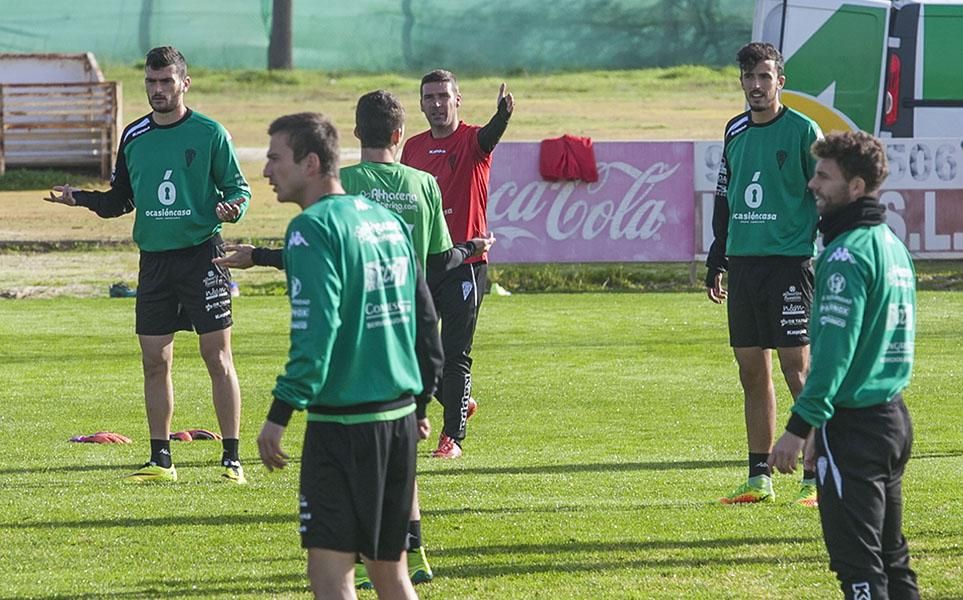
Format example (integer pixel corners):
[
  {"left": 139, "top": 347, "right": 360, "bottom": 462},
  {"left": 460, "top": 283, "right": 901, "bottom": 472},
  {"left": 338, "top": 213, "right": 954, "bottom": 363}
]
[
  {"left": 425, "top": 233, "right": 496, "bottom": 276},
  {"left": 478, "top": 83, "right": 514, "bottom": 154}
]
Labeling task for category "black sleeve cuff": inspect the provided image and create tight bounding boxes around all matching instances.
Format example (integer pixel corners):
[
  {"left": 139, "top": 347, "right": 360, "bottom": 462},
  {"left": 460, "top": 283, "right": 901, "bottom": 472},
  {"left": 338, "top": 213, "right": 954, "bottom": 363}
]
[
  {"left": 267, "top": 398, "right": 295, "bottom": 427},
  {"left": 786, "top": 412, "right": 813, "bottom": 438},
  {"left": 415, "top": 397, "right": 429, "bottom": 419},
  {"left": 252, "top": 247, "right": 284, "bottom": 270},
  {"left": 704, "top": 267, "right": 724, "bottom": 288}
]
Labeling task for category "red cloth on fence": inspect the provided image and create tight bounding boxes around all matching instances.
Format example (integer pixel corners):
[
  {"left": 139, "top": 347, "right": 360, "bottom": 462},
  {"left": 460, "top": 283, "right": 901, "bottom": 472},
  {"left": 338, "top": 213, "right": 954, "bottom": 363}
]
[{"left": 539, "top": 135, "right": 599, "bottom": 183}]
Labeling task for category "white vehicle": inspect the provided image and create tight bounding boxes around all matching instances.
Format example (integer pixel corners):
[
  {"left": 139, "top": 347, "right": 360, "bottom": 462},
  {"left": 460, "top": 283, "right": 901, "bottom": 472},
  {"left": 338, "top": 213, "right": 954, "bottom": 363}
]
[{"left": 754, "top": 0, "right": 963, "bottom": 137}]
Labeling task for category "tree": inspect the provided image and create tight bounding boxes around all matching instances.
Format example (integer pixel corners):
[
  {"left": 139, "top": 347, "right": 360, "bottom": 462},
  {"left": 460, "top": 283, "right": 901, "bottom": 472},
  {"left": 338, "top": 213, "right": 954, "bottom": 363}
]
[{"left": 268, "top": 0, "right": 293, "bottom": 70}]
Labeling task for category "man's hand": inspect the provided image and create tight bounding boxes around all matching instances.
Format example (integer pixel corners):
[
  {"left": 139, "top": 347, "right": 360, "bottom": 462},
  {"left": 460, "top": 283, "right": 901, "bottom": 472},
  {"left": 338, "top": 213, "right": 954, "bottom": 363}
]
[
  {"left": 803, "top": 430, "right": 817, "bottom": 472},
  {"left": 768, "top": 431, "right": 806, "bottom": 475},
  {"left": 213, "top": 244, "right": 256, "bottom": 269},
  {"left": 469, "top": 232, "right": 496, "bottom": 257},
  {"left": 215, "top": 198, "right": 245, "bottom": 222},
  {"left": 44, "top": 185, "right": 78, "bottom": 206},
  {"left": 497, "top": 83, "right": 514, "bottom": 115},
  {"left": 706, "top": 272, "right": 728, "bottom": 304},
  {"left": 257, "top": 421, "right": 289, "bottom": 471},
  {"left": 417, "top": 417, "right": 431, "bottom": 441}
]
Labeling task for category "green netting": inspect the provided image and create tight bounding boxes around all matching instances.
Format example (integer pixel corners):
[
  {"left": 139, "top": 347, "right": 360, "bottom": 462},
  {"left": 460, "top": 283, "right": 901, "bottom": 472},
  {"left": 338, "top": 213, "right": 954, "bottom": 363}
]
[{"left": 0, "top": 0, "right": 752, "bottom": 71}]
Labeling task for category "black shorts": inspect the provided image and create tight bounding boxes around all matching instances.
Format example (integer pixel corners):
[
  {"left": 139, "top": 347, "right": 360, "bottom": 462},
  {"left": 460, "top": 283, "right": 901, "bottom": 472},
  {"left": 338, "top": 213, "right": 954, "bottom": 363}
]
[
  {"left": 135, "top": 235, "right": 233, "bottom": 336},
  {"left": 727, "top": 256, "right": 813, "bottom": 349},
  {"left": 299, "top": 411, "right": 417, "bottom": 561}
]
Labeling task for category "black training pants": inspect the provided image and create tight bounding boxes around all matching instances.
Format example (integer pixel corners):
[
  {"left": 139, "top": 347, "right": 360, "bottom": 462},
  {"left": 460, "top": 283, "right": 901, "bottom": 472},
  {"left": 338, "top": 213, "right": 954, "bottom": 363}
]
[
  {"left": 815, "top": 397, "right": 919, "bottom": 600},
  {"left": 429, "top": 262, "right": 487, "bottom": 441}
]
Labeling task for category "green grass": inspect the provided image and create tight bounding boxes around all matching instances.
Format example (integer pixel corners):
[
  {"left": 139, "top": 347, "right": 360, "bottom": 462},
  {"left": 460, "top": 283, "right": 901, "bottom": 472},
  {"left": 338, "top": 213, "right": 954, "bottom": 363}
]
[
  {"left": 96, "top": 64, "right": 741, "bottom": 149},
  {"left": 0, "top": 293, "right": 960, "bottom": 598}
]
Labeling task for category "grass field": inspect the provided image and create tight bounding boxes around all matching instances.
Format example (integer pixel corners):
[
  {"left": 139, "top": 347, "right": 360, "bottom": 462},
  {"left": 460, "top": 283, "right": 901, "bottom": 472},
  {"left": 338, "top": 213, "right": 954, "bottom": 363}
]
[{"left": 0, "top": 293, "right": 960, "bottom": 599}]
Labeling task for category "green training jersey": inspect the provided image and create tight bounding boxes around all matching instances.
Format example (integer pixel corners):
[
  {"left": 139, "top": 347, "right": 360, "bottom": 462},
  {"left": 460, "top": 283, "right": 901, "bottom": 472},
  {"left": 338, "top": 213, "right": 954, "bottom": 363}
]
[
  {"left": 718, "top": 107, "right": 821, "bottom": 258},
  {"left": 340, "top": 161, "right": 452, "bottom": 266},
  {"left": 75, "top": 110, "right": 250, "bottom": 252},
  {"left": 272, "top": 194, "right": 423, "bottom": 422},
  {"left": 792, "top": 222, "right": 916, "bottom": 429}
]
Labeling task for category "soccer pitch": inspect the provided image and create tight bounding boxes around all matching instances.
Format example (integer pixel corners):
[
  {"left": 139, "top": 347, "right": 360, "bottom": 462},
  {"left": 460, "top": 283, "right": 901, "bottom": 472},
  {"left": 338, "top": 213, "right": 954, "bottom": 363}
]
[{"left": 0, "top": 292, "right": 960, "bottom": 598}]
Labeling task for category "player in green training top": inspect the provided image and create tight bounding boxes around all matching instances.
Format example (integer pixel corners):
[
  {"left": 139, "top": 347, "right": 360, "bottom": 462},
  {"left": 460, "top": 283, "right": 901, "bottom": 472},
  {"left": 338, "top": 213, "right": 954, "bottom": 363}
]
[
  {"left": 43, "top": 46, "right": 251, "bottom": 484},
  {"left": 770, "top": 131, "right": 919, "bottom": 599},
  {"left": 705, "top": 42, "right": 823, "bottom": 506},
  {"left": 216, "top": 90, "right": 491, "bottom": 588},
  {"left": 255, "top": 111, "right": 443, "bottom": 600},
  {"left": 217, "top": 91, "right": 492, "bottom": 272}
]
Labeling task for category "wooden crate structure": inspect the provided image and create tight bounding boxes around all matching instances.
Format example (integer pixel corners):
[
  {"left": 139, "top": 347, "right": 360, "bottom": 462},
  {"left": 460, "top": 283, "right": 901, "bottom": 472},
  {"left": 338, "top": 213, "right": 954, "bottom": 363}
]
[{"left": 0, "top": 81, "right": 122, "bottom": 179}]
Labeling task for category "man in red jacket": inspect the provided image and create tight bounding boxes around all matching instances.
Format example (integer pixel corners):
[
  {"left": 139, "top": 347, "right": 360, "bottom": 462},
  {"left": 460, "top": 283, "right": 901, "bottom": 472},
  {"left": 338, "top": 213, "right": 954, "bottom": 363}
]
[{"left": 401, "top": 70, "right": 514, "bottom": 458}]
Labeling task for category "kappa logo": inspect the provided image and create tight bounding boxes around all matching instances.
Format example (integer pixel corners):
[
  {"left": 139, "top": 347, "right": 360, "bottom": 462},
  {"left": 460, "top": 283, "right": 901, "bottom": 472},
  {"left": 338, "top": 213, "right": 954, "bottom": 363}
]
[
  {"left": 852, "top": 582, "right": 872, "bottom": 600},
  {"left": 462, "top": 281, "right": 474, "bottom": 301},
  {"left": 776, "top": 149, "right": 788, "bottom": 170},
  {"left": 288, "top": 231, "right": 309, "bottom": 248},
  {"left": 185, "top": 148, "right": 196, "bottom": 168},
  {"left": 354, "top": 198, "right": 371, "bottom": 211},
  {"left": 828, "top": 247, "right": 856, "bottom": 264},
  {"left": 827, "top": 273, "right": 847, "bottom": 294}
]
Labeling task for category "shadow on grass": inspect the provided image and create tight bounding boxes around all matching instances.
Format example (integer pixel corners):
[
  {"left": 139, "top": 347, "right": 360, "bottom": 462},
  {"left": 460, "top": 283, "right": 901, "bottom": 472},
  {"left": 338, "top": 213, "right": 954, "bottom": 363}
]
[
  {"left": 420, "top": 450, "right": 963, "bottom": 478},
  {"left": 0, "top": 458, "right": 302, "bottom": 477},
  {"left": 0, "top": 571, "right": 307, "bottom": 599},
  {"left": 420, "top": 458, "right": 744, "bottom": 477},
  {"left": 0, "top": 511, "right": 296, "bottom": 530},
  {"left": 435, "top": 536, "right": 823, "bottom": 557}
]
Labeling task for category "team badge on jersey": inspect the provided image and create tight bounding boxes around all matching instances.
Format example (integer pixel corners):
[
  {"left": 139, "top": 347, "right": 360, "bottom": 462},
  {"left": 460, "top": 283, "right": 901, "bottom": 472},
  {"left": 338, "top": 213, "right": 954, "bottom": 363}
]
[
  {"left": 776, "top": 149, "right": 788, "bottom": 170},
  {"left": 462, "top": 281, "right": 473, "bottom": 301},
  {"left": 185, "top": 148, "right": 196, "bottom": 168}
]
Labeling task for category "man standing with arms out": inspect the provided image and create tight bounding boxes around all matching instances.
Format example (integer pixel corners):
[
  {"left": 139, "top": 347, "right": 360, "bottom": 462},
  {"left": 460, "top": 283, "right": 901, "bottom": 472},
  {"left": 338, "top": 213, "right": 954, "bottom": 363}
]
[
  {"left": 706, "top": 42, "right": 822, "bottom": 505},
  {"left": 402, "top": 70, "right": 513, "bottom": 459},
  {"left": 44, "top": 46, "right": 250, "bottom": 484},
  {"left": 771, "top": 131, "right": 919, "bottom": 599},
  {"left": 256, "top": 112, "right": 443, "bottom": 600},
  {"left": 217, "top": 89, "right": 491, "bottom": 587}
]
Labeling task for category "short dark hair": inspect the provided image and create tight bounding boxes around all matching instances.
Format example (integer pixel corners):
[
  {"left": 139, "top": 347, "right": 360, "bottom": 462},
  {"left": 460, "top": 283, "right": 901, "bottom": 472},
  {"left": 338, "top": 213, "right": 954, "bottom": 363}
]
[
  {"left": 355, "top": 90, "right": 405, "bottom": 149},
  {"left": 811, "top": 131, "right": 889, "bottom": 193},
  {"left": 420, "top": 69, "right": 458, "bottom": 96},
  {"left": 145, "top": 46, "right": 188, "bottom": 78},
  {"left": 737, "top": 42, "right": 784, "bottom": 77},
  {"left": 268, "top": 113, "right": 340, "bottom": 178}
]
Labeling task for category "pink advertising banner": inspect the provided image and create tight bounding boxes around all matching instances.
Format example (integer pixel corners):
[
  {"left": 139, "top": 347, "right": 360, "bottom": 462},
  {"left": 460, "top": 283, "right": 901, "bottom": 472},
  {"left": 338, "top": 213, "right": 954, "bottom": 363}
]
[{"left": 487, "top": 141, "right": 695, "bottom": 263}]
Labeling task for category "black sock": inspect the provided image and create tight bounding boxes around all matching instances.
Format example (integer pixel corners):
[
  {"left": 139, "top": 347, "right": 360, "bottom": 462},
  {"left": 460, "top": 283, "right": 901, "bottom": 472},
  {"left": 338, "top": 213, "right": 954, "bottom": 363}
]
[
  {"left": 221, "top": 438, "right": 239, "bottom": 465},
  {"left": 407, "top": 520, "right": 422, "bottom": 551},
  {"left": 803, "top": 469, "right": 816, "bottom": 481},
  {"left": 749, "top": 453, "right": 771, "bottom": 479},
  {"left": 150, "top": 439, "right": 172, "bottom": 468}
]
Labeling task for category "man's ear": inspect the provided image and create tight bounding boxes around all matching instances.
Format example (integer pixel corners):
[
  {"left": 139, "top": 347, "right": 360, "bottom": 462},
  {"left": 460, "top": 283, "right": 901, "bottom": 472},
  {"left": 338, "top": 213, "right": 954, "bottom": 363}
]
[
  {"left": 390, "top": 128, "right": 403, "bottom": 145},
  {"left": 849, "top": 175, "right": 867, "bottom": 199},
  {"left": 303, "top": 152, "right": 321, "bottom": 176}
]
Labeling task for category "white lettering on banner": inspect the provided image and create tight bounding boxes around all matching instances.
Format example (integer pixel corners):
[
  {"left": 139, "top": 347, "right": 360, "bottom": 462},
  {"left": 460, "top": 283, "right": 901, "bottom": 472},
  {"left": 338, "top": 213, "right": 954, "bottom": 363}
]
[
  {"left": 489, "top": 161, "right": 678, "bottom": 243},
  {"left": 880, "top": 189, "right": 963, "bottom": 253},
  {"left": 885, "top": 141, "right": 961, "bottom": 189}
]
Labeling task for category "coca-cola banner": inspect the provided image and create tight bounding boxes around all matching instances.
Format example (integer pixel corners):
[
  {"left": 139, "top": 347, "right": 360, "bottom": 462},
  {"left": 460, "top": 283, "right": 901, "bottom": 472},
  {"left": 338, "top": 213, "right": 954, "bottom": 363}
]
[
  {"left": 488, "top": 142, "right": 695, "bottom": 263},
  {"left": 488, "top": 138, "right": 963, "bottom": 263}
]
